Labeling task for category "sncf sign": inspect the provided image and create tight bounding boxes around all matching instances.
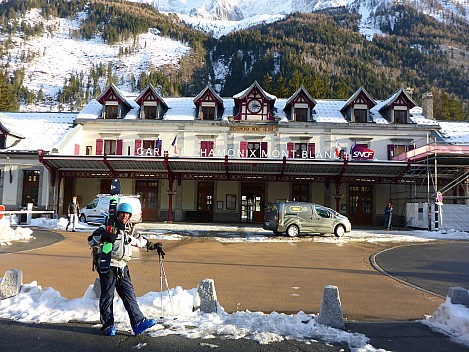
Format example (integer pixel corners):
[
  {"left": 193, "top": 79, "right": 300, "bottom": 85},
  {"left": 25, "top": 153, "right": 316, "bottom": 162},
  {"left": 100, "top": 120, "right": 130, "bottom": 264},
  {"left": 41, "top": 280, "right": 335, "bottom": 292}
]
[{"left": 351, "top": 146, "right": 375, "bottom": 160}]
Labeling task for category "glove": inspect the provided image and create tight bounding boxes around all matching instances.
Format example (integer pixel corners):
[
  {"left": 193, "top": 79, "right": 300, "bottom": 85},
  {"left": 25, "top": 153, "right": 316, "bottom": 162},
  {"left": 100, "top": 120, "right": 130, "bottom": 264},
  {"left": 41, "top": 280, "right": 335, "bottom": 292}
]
[
  {"left": 146, "top": 241, "right": 165, "bottom": 258},
  {"left": 101, "top": 231, "right": 118, "bottom": 243}
]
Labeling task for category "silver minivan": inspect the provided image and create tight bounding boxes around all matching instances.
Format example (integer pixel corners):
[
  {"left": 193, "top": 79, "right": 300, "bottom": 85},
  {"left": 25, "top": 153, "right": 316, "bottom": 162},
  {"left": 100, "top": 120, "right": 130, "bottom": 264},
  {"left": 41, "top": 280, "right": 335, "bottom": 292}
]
[
  {"left": 263, "top": 201, "right": 351, "bottom": 237},
  {"left": 79, "top": 194, "right": 142, "bottom": 224}
]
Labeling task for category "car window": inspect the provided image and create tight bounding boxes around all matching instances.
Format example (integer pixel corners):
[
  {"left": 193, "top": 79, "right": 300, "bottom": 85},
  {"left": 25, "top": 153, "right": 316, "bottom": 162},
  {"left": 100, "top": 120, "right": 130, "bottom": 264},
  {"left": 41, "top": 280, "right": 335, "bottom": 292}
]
[
  {"left": 315, "top": 206, "right": 330, "bottom": 218},
  {"left": 87, "top": 199, "right": 98, "bottom": 209}
]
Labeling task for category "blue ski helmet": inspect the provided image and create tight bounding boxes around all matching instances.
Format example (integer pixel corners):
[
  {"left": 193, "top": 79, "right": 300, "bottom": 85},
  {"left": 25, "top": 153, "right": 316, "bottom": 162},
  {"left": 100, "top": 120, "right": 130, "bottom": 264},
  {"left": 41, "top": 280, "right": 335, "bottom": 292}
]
[{"left": 117, "top": 202, "right": 132, "bottom": 215}]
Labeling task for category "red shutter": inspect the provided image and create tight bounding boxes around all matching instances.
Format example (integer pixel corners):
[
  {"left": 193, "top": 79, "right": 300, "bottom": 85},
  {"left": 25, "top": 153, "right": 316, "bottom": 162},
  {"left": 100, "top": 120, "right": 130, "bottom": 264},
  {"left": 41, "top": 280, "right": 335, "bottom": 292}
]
[
  {"left": 287, "top": 142, "right": 294, "bottom": 158},
  {"left": 261, "top": 142, "right": 268, "bottom": 158},
  {"left": 307, "top": 143, "right": 316, "bottom": 159},
  {"left": 74, "top": 144, "right": 80, "bottom": 155},
  {"left": 96, "top": 139, "right": 103, "bottom": 155},
  {"left": 200, "top": 141, "right": 207, "bottom": 156},
  {"left": 387, "top": 144, "right": 395, "bottom": 160},
  {"left": 208, "top": 141, "right": 214, "bottom": 157},
  {"left": 240, "top": 141, "right": 248, "bottom": 158},
  {"left": 134, "top": 139, "right": 142, "bottom": 156},
  {"left": 116, "top": 139, "right": 123, "bottom": 155}
]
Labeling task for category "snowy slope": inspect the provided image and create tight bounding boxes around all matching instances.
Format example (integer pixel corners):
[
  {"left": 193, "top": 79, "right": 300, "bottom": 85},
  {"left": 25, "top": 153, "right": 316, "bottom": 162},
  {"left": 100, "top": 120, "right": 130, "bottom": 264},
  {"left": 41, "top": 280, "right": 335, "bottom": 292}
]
[
  {"left": 1, "top": 0, "right": 468, "bottom": 111},
  {"left": 0, "top": 8, "right": 189, "bottom": 111}
]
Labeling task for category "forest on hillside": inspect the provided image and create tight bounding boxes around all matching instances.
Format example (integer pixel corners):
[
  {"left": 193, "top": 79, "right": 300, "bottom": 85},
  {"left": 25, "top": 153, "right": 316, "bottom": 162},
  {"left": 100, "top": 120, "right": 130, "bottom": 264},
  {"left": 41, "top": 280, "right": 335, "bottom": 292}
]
[{"left": 0, "top": 0, "right": 467, "bottom": 119}]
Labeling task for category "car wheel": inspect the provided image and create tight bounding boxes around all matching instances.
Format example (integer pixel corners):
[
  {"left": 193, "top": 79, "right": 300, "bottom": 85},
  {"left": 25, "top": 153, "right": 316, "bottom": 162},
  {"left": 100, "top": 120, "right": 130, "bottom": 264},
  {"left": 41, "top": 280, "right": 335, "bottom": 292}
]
[
  {"left": 79, "top": 214, "right": 86, "bottom": 223},
  {"left": 286, "top": 225, "right": 299, "bottom": 237},
  {"left": 334, "top": 225, "right": 345, "bottom": 237}
]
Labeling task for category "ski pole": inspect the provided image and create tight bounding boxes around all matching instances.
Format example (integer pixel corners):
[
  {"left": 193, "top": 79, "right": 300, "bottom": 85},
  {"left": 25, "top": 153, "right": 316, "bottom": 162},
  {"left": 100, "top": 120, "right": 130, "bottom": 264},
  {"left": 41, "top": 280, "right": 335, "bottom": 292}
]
[
  {"left": 160, "top": 254, "right": 175, "bottom": 317},
  {"left": 159, "top": 254, "right": 164, "bottom": 323}
]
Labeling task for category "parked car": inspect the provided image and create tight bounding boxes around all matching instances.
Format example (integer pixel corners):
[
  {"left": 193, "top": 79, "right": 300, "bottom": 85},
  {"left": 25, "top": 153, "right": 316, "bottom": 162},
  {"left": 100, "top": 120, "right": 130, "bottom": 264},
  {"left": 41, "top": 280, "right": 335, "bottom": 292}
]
[
  {"left": 263, "top": 201, "right": 351, "bottom": 237},
  {"left": 79, "top": 194, "right": 142, "bottom": 225}
]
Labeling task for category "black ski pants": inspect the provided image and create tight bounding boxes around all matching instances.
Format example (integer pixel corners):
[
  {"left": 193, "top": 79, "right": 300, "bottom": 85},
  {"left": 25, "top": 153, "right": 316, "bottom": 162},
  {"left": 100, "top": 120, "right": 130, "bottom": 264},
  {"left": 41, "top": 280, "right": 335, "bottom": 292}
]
[{"left": 99, "top": 265, "right": 145, "bottom": 330}]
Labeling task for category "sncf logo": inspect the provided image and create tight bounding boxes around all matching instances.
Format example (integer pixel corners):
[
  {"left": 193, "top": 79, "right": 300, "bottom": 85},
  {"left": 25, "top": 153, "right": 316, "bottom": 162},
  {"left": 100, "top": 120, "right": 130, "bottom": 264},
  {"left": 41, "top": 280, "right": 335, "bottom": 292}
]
[{"left": 351, "top": 146, "right": 375, "bottom": 160}]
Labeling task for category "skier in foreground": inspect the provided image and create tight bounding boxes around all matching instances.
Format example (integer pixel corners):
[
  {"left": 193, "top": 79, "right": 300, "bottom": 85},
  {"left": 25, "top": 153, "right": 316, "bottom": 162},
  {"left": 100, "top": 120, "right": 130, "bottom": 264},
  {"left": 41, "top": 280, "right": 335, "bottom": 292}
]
[{"left": 88, "top": 202, "right": 157, "bottom": 336}]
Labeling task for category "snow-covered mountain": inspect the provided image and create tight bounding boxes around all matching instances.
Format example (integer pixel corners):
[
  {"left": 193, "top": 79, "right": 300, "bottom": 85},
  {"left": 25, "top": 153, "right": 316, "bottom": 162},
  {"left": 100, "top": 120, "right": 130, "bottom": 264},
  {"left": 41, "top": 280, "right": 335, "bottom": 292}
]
[
  {"left": 138, "top": 0, "right": 469, "bottom": 27},
  {"left": 124, "top": 0, "right": 469, "bottom": 40},
  {"left": 0, "top": 0, "right": 468, "bottom": 111}
]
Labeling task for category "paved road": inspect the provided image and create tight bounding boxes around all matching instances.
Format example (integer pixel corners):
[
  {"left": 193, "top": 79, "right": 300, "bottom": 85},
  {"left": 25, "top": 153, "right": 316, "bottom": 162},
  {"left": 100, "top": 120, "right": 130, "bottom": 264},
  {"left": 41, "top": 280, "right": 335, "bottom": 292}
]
[
  {"left": 373, "top": 241, "right": 469, "bottom": 297},
  {"left": 1, "top": 227, "right": 468, "bottom": 352}
]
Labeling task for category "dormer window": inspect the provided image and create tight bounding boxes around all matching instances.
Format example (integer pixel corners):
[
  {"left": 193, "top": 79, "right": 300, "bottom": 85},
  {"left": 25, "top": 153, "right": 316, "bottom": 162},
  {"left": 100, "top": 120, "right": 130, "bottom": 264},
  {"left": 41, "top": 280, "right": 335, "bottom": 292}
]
[
  {"left": 294, "top": 107, "right": 308, "bottom": 122},
  {"left": 233, "top": 81, "right": 275, "bottom": 121},
  {"left": 105, "top": 103, "right": 118, "bottom": 119},
  {"left": 143, "top": 103, "right": 158, "bottom": 120},
  {"left": 194, "top": 86, "right": 223, "bottom": 121},
  {"left": 394, "top": 109, "right": 407, "bottom": 124},
  {"left": 136, "top": 84, "right": 168, "bottom": 120},
  {"left": 201, "top": 105, "right": 216, "bottom": 120},
  {"left": 354, "top": 109, "right": 368, "bottom": 123}
]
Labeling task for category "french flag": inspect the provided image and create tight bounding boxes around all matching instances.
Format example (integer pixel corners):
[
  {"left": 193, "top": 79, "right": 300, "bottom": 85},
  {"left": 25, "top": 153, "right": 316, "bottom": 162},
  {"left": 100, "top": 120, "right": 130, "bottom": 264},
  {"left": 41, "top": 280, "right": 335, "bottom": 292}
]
[
  {"left": 335, "top": 140, "right": 341, "bottom": 158},
  {"left": 171, "top": 135, "right": 178, "bottom": 154}
]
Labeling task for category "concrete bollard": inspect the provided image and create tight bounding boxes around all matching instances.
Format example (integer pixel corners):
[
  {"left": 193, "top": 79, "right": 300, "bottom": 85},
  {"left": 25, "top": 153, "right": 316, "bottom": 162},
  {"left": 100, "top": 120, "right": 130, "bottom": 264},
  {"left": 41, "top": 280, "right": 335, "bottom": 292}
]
[
  {"left": 197, "top": 278, "right": 218, "bottom": 313},
  {"left": 448, "top": 287, "right": 469, "bottom": 308},
  {"left": 0, "top": 269, "right": 23, "bottom": 299},
  {"left": 318, "top": 285, "right": 345, "bottom": 329}
]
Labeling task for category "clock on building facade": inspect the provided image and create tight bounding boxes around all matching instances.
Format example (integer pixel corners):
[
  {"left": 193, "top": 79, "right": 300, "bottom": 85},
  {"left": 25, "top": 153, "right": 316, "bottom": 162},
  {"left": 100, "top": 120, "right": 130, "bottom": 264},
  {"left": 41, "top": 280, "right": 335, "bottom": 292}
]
[{"left": 247, "top": 99, "right": 262, "bottom": 113}]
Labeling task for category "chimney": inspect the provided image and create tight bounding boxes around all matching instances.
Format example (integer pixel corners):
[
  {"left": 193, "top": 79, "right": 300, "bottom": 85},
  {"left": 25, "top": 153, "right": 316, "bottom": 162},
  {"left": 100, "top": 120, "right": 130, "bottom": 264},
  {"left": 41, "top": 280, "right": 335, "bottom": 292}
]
[
  {"left": 421, "top": 92, "right": 434, "bottom": 120},
  {"left": 404, "top": 87, "right": 414, "bottom": 98}
]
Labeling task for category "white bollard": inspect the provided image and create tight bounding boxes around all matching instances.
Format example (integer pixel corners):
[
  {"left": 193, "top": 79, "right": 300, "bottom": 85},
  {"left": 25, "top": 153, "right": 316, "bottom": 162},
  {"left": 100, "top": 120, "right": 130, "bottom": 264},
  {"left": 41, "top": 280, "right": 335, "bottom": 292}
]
[
  {"left": 0, "top": 269, "right": 23, "bottom": 299},
  {"left": 197, "top": 278, "right": 218, "bottom": 313},
  {"left": 318, "top": 285, "right": 345, "bottom": 329},
  {"left": 26, "top": 203, "right": 33, "bottom": 225}
]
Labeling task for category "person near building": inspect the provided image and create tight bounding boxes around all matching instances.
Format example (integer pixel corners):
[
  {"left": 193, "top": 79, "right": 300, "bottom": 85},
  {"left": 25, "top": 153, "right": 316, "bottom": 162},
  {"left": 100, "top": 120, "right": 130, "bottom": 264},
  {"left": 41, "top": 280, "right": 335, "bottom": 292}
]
[
  {"left": 384, "top": 202, "right": 393, "bottom": 230},
  {"left": 66, "top": 196, "right": 80, "bottom": 232},
  {"left": 87, "top": 202, "right": 157, "bottom": 336}
]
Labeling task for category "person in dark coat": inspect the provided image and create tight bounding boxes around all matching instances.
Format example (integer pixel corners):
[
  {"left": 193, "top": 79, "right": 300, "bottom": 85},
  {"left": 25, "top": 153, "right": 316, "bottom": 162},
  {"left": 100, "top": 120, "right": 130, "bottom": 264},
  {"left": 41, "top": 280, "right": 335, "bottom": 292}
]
[
  {"left": 384, "top": 202, "right": 393, "bottom": 230},
  {"left": 66, "top": 196, "right": 80, "bottom": 232}
]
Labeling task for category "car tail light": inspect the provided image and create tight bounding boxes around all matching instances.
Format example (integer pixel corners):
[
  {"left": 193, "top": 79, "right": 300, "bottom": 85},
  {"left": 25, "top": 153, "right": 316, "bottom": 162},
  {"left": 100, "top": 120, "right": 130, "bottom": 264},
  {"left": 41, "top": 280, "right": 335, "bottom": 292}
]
[{"left": 275, "top": 213, "right": 279, "bottom": 223}]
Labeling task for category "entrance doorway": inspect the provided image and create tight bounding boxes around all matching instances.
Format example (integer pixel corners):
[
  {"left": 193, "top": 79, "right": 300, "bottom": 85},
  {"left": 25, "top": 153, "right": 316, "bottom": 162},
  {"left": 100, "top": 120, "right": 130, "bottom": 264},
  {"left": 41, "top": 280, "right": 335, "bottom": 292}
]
[
  {"left": 100, "top": 179, "right": 112, "bottom": 194},
  {"left": 292, "top": 183, "right": 310, "bottom": 202},
  {"left": 241, "top": 183, "right": 265, "bottom": 223},
  {"left": 197, "top": 182, "right": 214, "bottom": 222},
  {"left": 349, "top": 185, "right": 372, "bottom": 226},
  {"left": 22, "top": 170, "right": 40, "bottom": 207},
  {"left": 136, "top": 180, "right": 158, "bottom": 221}
]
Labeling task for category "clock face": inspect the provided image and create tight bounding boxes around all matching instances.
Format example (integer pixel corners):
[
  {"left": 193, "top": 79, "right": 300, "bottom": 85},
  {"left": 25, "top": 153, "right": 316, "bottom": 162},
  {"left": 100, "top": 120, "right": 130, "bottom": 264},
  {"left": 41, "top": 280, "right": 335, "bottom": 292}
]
[{"left": 248, "top": 99, "right": 262, "bottom": 113}]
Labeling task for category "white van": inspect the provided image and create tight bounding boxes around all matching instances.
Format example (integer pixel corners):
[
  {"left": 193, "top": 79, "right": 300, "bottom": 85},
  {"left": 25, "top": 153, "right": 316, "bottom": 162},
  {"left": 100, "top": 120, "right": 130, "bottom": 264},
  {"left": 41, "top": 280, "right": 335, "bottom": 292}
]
[{"left": 79, "top": 194, "right": 142, "bottom": 224}]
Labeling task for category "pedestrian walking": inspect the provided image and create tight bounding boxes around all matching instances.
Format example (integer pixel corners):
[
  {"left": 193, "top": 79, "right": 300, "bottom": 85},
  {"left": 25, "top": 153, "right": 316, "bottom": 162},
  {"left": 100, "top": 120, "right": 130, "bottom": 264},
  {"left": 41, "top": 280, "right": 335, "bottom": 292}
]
[
  {"left": 384, "top": 202, "right": 393, "bottom": 230},
  {"left": 66, "top": 196, "right": 80, "bottom": 232},
  {"left": 87, "top": 202, "right": 156, "bottom": 336}
]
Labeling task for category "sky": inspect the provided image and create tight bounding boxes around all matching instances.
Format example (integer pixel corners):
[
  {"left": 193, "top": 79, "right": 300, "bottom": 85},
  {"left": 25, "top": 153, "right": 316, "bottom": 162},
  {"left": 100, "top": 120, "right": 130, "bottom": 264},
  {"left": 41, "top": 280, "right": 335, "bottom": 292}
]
[{"left": 1, "top": 217, "right": 469, "bottom": 351}]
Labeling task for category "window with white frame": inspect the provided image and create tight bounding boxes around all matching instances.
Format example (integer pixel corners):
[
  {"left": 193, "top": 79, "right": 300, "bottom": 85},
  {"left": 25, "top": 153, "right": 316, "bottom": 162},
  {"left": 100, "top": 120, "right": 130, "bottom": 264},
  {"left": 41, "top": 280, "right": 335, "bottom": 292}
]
[
  {"left": 294, "top": 108, "right": 308, "bottom": 122},
  {"left": 354, "top": 109, "right": 367, "bottom": 123},
  {"left": 104, "top": 103, "right": 118, "bottom": 119},
  {"left": 143, "top": 105, "right": 157, "bottom": 119},
  {"left": 394, "top": 109, "right": 407, "bottom": 124},
  {"left": 201, "top": 106, "right": 216, "bottom": 120},
  {"left": 104, "top": 140, "right": 118, "bottom": 155}
]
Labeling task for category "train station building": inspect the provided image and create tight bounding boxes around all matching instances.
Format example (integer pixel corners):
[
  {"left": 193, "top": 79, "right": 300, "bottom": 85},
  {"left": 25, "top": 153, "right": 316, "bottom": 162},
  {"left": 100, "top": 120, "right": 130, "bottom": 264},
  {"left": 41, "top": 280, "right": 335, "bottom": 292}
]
[{"left": 1, "top": 81, "right": 468, "bottom": 227}]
